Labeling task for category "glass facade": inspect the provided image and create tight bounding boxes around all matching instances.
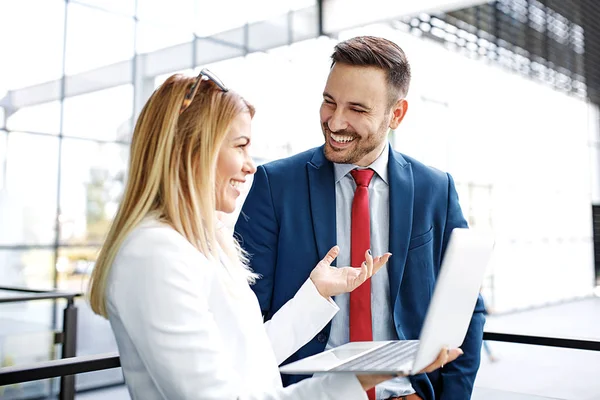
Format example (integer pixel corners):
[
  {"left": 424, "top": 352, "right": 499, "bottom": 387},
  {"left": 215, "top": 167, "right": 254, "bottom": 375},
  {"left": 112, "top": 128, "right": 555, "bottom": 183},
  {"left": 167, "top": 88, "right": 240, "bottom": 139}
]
[{"left": 0, "top": 0, "right": 598, "bottom": 397}]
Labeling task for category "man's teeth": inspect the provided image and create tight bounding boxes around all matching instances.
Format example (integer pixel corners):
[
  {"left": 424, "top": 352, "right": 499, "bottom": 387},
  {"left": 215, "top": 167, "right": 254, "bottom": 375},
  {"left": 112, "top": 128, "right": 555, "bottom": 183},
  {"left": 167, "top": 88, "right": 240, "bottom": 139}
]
[
  {"left": 331, "top": 133, "right": 355, "bottom": 143},
  {"left": 230, "top": 180, "right": 241, "bottom": 189}
]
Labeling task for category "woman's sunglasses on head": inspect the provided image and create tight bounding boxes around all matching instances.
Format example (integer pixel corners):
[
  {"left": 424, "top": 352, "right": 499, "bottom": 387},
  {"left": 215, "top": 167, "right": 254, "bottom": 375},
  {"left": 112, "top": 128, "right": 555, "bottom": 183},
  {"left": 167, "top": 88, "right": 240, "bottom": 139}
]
[{"left": 180, "top": 68, "right": 228, "bottom": 115}]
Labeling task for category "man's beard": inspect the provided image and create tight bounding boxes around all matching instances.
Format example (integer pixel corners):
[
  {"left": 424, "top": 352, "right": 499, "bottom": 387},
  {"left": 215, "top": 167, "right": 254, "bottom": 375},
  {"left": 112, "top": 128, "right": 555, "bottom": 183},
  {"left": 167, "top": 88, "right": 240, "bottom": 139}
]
[{"left": 322, "top": 123, "right": 380, "bottom": 165}]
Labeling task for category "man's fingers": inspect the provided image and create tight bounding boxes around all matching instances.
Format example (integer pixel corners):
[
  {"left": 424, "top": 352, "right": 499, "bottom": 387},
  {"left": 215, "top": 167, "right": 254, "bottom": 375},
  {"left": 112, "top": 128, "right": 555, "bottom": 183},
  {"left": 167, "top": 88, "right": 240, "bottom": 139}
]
[
  {"left": 420, "top": 347, "right": 463, "bottom": 373},
  {"left": 420, "top": 348, "right": 447, "bottom": 374},
  {"left": 446, "top": 348, "right": 463, "bottom": 364},
  {"left": 321, "top": 245, "right": 339, "bottom": 266}
]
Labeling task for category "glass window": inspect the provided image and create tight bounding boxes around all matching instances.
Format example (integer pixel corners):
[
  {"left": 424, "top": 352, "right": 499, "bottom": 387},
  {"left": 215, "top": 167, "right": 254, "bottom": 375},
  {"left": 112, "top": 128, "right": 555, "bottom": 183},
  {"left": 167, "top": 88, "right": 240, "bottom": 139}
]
[
  {"left": 136, "top": 20, "right": 194, "bottom": 55},
  {"left": 246, "top": 0, "right": 315, "bottom": 24},
  {"left": 136, "top": 0, "right": 313, "bottom": 38},
  {"left": 65, "top": 3, "right": 135, "bottom": 76},
  {"left": 193, "top": 1, "right": 262, "bottom": 37},
  {"left": 0, "top": 268, "right": 56, "bottom": 398},
  {"left": 154, "top": 68, "right": 194, "bottom": 88},
  {"left": 5, "top": 101, "right": 61, "bottom": 135},
  {"left": 466, "top": 184, "right": 494, "bottom": 231},
  {"left": 0, "top": 249, "right": 56, "bottom": 288},
  {"left": 59, "top": 139, "right": 128, "bottom": 246},
  {"left": 0, "top": 0, "right": 65, "bottom": 89},
  {"left": 0, "top": 247, "right": 63, "bottom": 398},
  {"left": 63, "top": 85, "right": 133, "bottom": 141},
  {"left": 202, "top": 51, "right": 326, "bottom": 159},
  {"left": 72, "top": 0, "right": 135, "bottom": 16},
  {"left": 56, "top": 246, "right": 99, "bottom": 289},
  {"left": 2, "top": 133, "right": 59, "bottom": 246},
  {"left": 193, "top": 0, "right": 315, "bottom": 37},
  {"left": 137, "top": 0, "right": 196, "bottom": 28},
  {"left": 50, "top": 286, "right": 124, "bottom": 390},
  {"left": 0, "top": 130, "right": 5, "bottom": 190}
]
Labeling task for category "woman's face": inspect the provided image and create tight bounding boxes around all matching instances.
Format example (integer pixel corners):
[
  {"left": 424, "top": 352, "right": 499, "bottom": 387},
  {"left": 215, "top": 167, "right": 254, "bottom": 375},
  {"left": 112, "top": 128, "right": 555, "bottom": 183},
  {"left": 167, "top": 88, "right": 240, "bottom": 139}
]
[{"left": 215, "top": 111, "right": 256, "bottom": 213}]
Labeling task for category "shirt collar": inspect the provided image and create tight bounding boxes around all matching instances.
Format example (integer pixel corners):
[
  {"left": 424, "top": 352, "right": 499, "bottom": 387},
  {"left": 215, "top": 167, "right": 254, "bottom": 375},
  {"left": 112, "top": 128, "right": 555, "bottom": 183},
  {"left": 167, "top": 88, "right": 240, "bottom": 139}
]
[{"left": 333, "top": 143, "right": 389, "bottom": 184}]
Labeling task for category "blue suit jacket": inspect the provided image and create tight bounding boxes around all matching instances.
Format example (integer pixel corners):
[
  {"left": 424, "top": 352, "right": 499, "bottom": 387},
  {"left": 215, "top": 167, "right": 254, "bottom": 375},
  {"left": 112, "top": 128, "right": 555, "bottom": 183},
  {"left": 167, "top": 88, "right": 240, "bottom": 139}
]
[{"left": 235, "top": 145, "right": 485, "bottom": 400}]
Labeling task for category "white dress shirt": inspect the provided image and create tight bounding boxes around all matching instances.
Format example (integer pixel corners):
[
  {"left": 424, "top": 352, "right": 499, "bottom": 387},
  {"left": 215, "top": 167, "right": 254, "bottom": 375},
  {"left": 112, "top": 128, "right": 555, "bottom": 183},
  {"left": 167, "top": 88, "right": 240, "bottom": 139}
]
[
  {"left": 106, "top": 217, "right": 367, "bottom": 400},
  {"left": 327, "top": 145, "right": 415, "bottom": 398}
]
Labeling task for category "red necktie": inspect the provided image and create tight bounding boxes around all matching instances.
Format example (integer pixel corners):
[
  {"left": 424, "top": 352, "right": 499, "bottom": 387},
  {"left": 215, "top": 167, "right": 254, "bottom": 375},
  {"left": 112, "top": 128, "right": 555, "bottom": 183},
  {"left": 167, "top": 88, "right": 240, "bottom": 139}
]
[{"left": 349, "top": 168, "right": 376, "bottom": 400}]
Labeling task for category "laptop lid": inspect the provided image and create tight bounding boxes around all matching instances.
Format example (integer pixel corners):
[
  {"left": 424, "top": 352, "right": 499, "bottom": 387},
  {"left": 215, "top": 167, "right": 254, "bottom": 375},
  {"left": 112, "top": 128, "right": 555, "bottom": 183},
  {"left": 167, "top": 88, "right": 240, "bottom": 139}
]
[
  {"left": 410, "top": 228, "right": 494, "bottom": 373},
  {"left": 279, "top": 228, "right": 494, "bottom": 375}
]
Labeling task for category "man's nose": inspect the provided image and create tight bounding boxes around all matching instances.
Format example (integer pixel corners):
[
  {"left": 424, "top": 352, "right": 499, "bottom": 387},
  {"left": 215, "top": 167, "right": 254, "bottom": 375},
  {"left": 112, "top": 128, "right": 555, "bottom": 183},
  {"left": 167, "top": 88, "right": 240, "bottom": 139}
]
[{"left": 327, "top": 109, "right": 348, "bottom": 132}]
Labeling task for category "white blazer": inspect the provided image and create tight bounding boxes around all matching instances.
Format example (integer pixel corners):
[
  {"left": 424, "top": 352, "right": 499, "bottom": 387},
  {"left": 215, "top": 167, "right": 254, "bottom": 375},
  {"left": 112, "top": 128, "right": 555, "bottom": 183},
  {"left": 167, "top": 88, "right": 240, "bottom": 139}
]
[{"left": 106, "top": 218, "right": 367, "bottom": 400}]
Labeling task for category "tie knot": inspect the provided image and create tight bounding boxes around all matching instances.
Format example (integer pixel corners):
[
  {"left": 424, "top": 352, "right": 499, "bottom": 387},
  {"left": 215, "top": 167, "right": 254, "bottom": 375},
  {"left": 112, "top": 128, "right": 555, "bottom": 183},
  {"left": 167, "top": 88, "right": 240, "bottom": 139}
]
[{"left": 350, "top": 168, "right": 375, "bottom": 187}]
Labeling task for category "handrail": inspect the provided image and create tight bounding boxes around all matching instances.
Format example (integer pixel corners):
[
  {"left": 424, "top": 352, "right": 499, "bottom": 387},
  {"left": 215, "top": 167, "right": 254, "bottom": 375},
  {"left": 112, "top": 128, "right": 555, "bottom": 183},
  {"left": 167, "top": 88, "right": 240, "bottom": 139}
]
[
  {"left": 1, "top": 332, "right": 598, "bottom": 387},
  {"left": 0, "top": 353, "right": 120, "bottom": 386},
  {"left": 0, "top": 292, "right": 82, "bottom": 303},
  {"left": 483, "top": 332, "right": 600, "bottom": 351},
  {"left": 0, "top": 286, "right": 82, "bottom": 304},
  {"left": 0, "top": 286, "right": 60, "bottom": 293},
  {"left": 0, "top": 285, "right": 83, "bottom": 399}
]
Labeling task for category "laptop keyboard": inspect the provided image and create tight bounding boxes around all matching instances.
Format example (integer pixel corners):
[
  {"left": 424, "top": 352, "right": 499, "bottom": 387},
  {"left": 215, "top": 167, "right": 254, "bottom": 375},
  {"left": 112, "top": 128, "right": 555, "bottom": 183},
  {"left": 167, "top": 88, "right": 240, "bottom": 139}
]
[{"left": 330, "top": 340, "right": 420, "bottom": 372}]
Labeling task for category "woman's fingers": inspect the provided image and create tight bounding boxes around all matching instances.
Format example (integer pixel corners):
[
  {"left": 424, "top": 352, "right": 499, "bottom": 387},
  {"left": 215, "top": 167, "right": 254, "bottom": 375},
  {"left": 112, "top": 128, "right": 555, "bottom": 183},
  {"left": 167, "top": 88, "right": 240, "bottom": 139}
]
[
  {"left": 362, "top": 250, "right": 393, "bottom": 278},
  {"left": 340, "top": 251, "right": 394, "bottom": 293},
  {"left": 356, "top": 261, "right": 368, "bottom": 288},
  {"left": 372, "top": 252, "right": 392, "bottom": 275},
  {"left": 353, "top": 251, "right": 393, "bottom": 287},
  {"left": 365, "top": 249, "right": 374, "bottom": 276},
  {"left": 321, "top": 246, "right": 339, "bottom": 266}
]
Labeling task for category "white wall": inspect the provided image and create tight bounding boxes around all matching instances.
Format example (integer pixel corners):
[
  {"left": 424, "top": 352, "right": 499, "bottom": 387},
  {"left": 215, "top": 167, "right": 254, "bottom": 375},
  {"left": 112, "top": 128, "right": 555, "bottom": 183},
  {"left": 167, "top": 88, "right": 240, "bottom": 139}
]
[{"left": 344, "top": 25, "right": 597, "bottom": 311}]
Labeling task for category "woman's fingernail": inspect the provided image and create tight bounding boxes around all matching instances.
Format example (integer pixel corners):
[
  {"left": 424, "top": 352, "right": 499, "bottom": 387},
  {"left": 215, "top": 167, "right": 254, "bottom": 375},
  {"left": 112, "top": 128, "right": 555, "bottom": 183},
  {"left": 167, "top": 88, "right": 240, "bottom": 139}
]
[{"left": 367, "top": 249, "right": 372, "bottom": 256}]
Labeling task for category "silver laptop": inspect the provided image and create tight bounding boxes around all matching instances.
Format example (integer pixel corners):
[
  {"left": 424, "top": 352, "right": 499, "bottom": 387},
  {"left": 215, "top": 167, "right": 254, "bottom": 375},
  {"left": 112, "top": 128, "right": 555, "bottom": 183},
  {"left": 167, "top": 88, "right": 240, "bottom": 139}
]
[{"left": 279, "top": 228, "right": 494, "bottom": 376}]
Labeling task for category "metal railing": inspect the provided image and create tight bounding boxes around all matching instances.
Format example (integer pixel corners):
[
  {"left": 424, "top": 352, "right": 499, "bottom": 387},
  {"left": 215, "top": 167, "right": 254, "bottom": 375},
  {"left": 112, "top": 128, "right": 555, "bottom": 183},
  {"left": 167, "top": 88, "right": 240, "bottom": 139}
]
[
  {"left": 1, "top": 331, "right": 598, "bottom": 393},
  {"left": 0, "top": 286, "right": 82, "bottom": 399},
  {"left": 483, "top": 332, "right": 600, "bottom": 352},
  {"left": 0, "top": 352, "right": 120, "bottom": 386}
]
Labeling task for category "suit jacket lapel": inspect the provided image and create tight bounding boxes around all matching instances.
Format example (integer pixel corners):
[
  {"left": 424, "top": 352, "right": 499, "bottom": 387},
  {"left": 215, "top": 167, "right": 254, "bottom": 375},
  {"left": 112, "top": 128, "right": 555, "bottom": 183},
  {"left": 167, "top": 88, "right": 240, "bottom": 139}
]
[
  {"left": 388, "top": 147, "right": 414, "bottom": 305},
  {"left": 307, "top": 146, "right": 337, "bottom": 263}
]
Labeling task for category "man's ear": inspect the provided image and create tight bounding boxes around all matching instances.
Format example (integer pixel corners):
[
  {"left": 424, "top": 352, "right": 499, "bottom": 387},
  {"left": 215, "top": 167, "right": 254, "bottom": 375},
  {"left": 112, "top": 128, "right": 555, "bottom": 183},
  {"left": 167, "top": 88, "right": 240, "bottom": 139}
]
[{"left": 389, "top": 99, "right": 408, "bottom": 130}]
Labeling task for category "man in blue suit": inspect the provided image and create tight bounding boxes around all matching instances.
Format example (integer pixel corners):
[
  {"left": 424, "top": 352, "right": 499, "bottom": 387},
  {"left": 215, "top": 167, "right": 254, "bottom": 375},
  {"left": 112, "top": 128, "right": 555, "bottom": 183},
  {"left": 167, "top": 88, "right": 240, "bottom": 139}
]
[{"left": 235, "top": 36, "right": 484, "bottom": 400}]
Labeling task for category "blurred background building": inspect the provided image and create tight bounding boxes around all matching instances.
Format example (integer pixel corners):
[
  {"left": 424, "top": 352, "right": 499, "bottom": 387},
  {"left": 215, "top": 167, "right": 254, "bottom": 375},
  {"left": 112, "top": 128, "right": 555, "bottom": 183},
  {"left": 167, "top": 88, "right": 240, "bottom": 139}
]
[{"left": 1, "top": 0, "right": 599, "bottom": 399}]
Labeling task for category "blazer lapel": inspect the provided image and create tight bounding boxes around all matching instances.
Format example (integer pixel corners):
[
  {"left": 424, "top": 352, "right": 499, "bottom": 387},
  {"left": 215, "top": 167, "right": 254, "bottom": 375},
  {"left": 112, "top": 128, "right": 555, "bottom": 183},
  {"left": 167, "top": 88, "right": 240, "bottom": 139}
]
[
  {"left": 388, "top": 147, "right": 414, "bottom": 304},
  {"left": 307, "top": 146, "right": 337, "bottom": 263}
]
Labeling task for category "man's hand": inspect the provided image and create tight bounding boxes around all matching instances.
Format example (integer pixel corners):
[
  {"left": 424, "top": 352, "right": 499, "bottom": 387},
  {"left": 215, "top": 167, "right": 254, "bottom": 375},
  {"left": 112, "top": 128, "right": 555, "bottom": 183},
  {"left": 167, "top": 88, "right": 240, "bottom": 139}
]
[
  {"left": 417, "top": 347, "right": 464, "bottom": 374},
  {"left": 356, "top": 347, "right": 464, "bottom": 391}
]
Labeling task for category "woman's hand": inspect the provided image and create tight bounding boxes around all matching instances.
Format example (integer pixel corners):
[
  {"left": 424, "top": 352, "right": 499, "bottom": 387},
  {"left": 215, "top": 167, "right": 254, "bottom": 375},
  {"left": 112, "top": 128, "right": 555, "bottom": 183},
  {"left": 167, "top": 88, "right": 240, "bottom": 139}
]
[
  {"left": 356, "top": 347, "right": 463, "bottom": 391},
  {"left": 309, "top": 246, "right": 392, "bottom": 298}
]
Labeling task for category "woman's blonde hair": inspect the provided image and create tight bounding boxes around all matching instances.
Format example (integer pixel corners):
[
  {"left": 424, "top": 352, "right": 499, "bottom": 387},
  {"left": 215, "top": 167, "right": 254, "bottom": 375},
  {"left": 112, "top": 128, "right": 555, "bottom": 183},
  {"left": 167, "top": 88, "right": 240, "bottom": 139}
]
[{"left": 88, "top": 73, "right": 257, "bottom": 318}]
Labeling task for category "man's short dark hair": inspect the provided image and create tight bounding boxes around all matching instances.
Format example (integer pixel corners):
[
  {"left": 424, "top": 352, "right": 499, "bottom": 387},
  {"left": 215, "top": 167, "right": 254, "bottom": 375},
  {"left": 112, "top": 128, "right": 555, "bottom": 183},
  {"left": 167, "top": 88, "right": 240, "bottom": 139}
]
[{"left": 331, "top": 36, "right": 411, "bottom": 106}]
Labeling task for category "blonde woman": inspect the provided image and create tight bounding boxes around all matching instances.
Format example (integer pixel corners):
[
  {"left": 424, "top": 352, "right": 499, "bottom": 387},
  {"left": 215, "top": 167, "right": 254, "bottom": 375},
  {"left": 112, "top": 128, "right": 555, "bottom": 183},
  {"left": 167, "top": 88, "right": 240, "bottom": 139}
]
[{"left": 88, "top": 70, "right": 459, "bottom": 400}]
